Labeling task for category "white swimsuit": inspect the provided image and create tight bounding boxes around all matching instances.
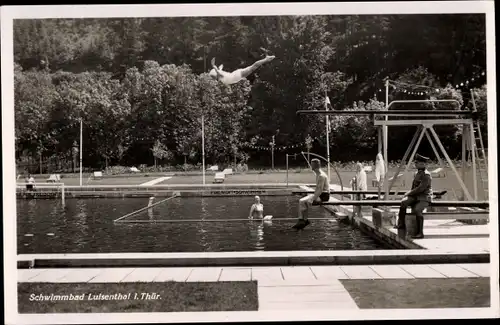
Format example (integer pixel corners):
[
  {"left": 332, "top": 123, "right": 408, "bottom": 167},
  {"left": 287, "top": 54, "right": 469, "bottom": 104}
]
[{"left": 215, "top": 69, "right": 244, "bottom": 85}]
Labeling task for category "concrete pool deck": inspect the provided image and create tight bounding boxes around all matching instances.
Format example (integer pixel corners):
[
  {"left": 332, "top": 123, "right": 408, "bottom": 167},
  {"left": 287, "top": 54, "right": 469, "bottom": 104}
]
[
  {"left": 306, "top": 184, "right": 491, "bottom": 255},
  {"left": 17, "top": 263, "right": 491, "bottom": 311}
]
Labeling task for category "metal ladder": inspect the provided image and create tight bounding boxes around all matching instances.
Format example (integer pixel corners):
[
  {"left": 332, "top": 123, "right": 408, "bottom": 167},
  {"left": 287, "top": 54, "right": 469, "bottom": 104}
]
[
  {"left": 470, "top": 89, "right": 488, "bottom": 199},
  {"left": 472, "top": 121, "right": 488, "bottom": 198}
]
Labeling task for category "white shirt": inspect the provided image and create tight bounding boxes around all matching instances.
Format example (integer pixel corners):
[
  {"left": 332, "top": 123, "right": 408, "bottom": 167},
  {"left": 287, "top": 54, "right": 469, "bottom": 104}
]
[{"left": 356, "top": 170, "right": 368, "bottom": 191}]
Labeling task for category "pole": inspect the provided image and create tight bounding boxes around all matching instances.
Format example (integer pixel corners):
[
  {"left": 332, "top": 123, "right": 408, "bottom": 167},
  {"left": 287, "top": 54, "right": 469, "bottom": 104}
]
[
  {"left": 202, "top": 114, "right": 206, "bottom": 185},
  {"left": 286, "top": 154, "right": 289, "bottom": 187},
  {"left": 61, "top": 183, "right": 65, "bottom": 207},
  {"left": 461, "top": 124, "right": 467, "bottom": 200},
  {"left": 469, "top": 122, "right": 477, "bottom": 200},
  {"left": 79, "top": 117, "right": 83, "bottom": 187},
  {"left": 325, "top": 90, "right": 331, "bottom": 182},
  {"left": 383, "top": 79, "right": 389, "bottom": 199},
  {"left": 270, "top": 136, "right": 275, "bottom": 169},
  {"left": 202, "top": 46, "right": 206, "bottom": 186}
]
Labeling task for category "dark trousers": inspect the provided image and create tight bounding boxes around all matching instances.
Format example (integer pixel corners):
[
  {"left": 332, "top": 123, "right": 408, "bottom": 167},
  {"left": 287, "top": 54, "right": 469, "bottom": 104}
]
[{"left": 397, "top": 196, "right": 429, "bottom": 231}]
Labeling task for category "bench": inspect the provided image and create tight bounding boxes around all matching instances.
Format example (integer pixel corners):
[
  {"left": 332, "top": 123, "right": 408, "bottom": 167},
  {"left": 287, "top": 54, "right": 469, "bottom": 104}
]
[
  {"left": 213, "top": 172, "right": 225, "bottom": 183},
  {"left": 293, "top": 190, "right": 447, "bottom": 199},
  {"left": 93, "top": 171, "right": 103, "bottom": 180},
  {"left": 408, "top": 210, "right": 489, "bottom": 220},
  {"left": 313, "top": 200, "right": 489, "bottom": 209},
  {"left": 430, "top": 167, "right": 445, "bottom": 178},
  {"left": 46, "top": 174, "right": 61, "bottom": 183}
]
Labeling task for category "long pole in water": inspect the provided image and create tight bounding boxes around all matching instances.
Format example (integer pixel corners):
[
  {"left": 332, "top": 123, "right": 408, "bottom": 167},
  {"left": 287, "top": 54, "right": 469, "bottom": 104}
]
[
  {"left": 79, "top": 117, "right": 83, "bottom": 187},
  {"left": 325, "top": 90, "right": 331, "bottom": 182}
]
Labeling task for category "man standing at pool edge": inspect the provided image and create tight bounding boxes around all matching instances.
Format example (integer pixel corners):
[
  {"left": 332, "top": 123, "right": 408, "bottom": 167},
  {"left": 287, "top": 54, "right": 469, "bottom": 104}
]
[{"left": 293, "top": 159, "right": 330, "bottom": 230}]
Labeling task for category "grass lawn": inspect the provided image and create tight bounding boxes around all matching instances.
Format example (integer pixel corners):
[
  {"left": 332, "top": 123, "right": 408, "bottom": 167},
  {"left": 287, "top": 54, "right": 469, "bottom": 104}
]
[
  {"left": 59, "top": 176, "right": 159, "bottom": 186},
  {"left": 340, "top": 278, "right": 490, "bottom": 309},
  {"left": 18, "top": 281, "right": 258, "bottom": 313}
]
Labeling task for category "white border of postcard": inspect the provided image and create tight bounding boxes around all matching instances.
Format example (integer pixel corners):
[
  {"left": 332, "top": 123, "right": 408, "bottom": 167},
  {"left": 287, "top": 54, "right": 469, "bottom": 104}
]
[{"left": 2, "top": 1, "right": 499, "bottom": 324}]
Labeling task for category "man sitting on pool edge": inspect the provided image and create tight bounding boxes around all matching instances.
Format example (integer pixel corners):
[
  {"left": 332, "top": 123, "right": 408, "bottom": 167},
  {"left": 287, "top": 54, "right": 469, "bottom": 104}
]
[
  {"left": 393, "top": 153, "right": 433, "bottom": 239},
  {"left": 293, "top": 158, "right": 330, "bottom": 230}
]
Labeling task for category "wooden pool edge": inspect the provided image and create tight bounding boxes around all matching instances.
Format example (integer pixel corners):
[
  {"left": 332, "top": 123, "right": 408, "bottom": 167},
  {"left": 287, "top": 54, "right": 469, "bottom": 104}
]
[{"left": 16, "top": 185, "right": 302, "bottom": 199}]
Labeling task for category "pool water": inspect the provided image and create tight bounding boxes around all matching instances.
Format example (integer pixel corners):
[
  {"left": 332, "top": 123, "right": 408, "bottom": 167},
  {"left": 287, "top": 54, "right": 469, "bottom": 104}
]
[{"left": 17, "top": 196, "right": 391, "bottom": 253}]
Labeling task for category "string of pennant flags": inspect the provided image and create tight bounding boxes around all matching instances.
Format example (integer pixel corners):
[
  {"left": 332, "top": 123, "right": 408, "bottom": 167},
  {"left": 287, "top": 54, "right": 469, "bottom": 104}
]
[
  {"left": 242, "top": 135, "right": 322, "bottom": 152},
  {"left": 374, "top": 70, "right": 486, "bottom": 96}
]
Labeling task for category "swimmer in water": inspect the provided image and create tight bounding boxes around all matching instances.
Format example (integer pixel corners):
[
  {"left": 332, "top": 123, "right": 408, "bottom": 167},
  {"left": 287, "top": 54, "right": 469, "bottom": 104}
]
[
  {"left": 209, "top": 55, "right": 276, "bottom": 85},
  {"left": 248, "top": 196, "right": 264, "bottom": 219}
]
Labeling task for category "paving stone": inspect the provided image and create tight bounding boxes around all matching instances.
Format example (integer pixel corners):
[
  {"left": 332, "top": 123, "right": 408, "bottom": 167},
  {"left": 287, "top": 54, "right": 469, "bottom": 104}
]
[
  {"left": 251, "top": 267, "right": 284, "bottom": 282},
  {"left": 88, "top": 268, "right": 136, "bottom": 283},
  {"left": 310, "top": 266, "right": 349, "bottom": 280},
  {"left": 399, "top": 264, "right": 447, "bottom": 278},
  {"left": 456, "top": 263, "right": 490, "bottom": 277},
  {"left": 121, "top": 268, "right": 163, "bottom": 282},
  {"left": 186, "top": 267, "right": 222, "bottom": 282},
  {"left": 428, "top": 264, "right": 480, "bottom": 278},
  {"left": 58, "top": 269, "right": 104, "bottom": 283},
  {"left": 18, "top": 269, "right": 47, "bottom": 282},
  {"left": 219, "top": 268, "right": 251, "bottom": 282},
  {"left": 25, "top": 269, "right": 73, "bottom": 282},
  {"left": 280, "top": 266, "right": 316, "bottom": 281},
  {"left": 340, "top": 266, "right": 381, "bottom": 279},
  {"left": 259, "top": 300, "right": 358, "bottom": 310},
  {"left": 369, "top": 265, "right": 414, "bottom": 279},
  {"left": 154, "top": 268, "right": 193, "bottom": 282}
]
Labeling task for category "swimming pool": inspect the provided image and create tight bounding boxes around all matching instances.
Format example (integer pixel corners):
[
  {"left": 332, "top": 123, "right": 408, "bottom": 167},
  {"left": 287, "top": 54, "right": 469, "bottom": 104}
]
[{"left": 17, "top": 196, "right": 391, "bottom": 253}]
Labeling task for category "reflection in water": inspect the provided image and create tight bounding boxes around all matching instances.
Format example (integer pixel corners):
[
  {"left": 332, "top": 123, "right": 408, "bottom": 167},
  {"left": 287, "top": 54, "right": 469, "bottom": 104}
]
[
  {"left": 256, "top": 223, "right": 265, "bottom": 250},
  {"left": 199, "top": 197, "right": 210, "bottom": 250},
  {"left": 17, "top": 196, "right": 391, "bottom": 254},
  {"left": 73, "top": 199, "right": 89, "bottom": 249}
]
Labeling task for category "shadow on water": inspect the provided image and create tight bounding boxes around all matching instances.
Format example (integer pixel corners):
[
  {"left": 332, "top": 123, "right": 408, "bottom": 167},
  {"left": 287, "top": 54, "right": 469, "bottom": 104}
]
[{"left": 17, "top": 196, "right": 391, "bottom": 254}]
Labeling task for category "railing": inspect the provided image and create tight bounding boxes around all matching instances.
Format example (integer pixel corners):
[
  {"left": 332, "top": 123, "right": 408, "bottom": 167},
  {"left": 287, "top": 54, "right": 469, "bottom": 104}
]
[{"left": 16, "top": 182, "right": 65, "bottom": 205}]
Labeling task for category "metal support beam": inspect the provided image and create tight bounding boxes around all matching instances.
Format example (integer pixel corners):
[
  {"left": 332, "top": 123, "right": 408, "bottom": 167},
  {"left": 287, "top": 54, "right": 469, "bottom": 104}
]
[
  {"left": 428, "top": 127, "right": 473, "bottom": 200},
  {"left": 374, "top": 119, "right": 473, "bottom": 126},
  {"left": 377, "top": 127, "right": 382, "bottom": 153},
  {"left": 386, "top": 99, "right": 461, "bottom": 110},
  {"left": 297, "top": 110, "right": 471, "bottom": 116},
  {"left": 424, "top": 129, "right": 445, "bottom": 167},
  {"left": 391, "top": 126, "right": 427, "bottom": 193},
  {"left": 387, "top": 126, "right": 423, "bottom": 193}
]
